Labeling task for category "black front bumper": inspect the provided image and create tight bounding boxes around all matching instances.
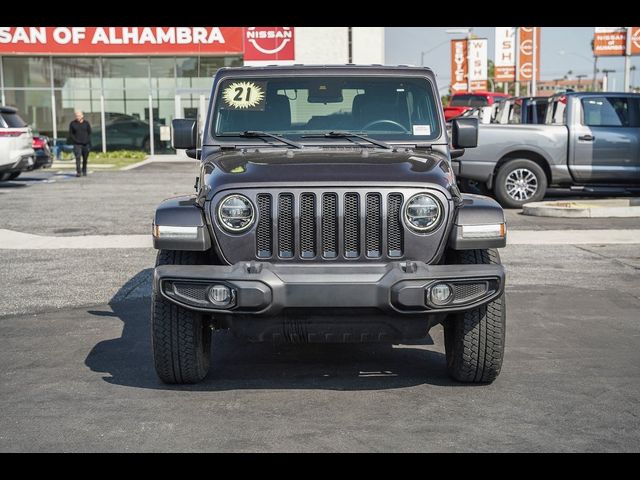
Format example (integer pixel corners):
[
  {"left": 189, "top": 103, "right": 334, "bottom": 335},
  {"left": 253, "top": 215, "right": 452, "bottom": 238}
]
[{"left": 155, "top": 261, "right": 505, "bottom": 316}]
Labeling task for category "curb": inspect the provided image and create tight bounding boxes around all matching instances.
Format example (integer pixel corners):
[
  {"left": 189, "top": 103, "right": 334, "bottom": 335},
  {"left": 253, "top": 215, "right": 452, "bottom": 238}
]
[{"left": 523, "top": 199, "right": 640, "bottom": 218}]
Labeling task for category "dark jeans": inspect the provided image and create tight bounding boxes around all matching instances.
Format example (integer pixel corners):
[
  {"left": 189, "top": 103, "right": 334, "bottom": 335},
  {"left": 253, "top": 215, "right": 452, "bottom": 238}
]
[{"left": 73, "top": 144, "right": 90, "bottom": 174}]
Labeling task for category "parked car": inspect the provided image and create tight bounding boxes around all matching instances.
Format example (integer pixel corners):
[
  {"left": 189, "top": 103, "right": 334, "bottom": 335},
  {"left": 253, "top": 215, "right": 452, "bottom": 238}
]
[
  {"left": 32, "top": 135, "right": 52, "bottom": 170},
  {"left": 90, "top": 117, "right": 167, "bottom": 152},
  {"left": 453, "top": 92, "right": 640, "bottom": 208},
  {"left": 493, "top": 96, "right": 549, "bottom": 125},
  {"left": 0, "top": 106, "right": 35, "bottom": 181},
  {"left": 444, "top": 91, "right": 510, "bottom": 121},
  {"left": 151, "top": 65, "right": 507, "bottom": 385}
]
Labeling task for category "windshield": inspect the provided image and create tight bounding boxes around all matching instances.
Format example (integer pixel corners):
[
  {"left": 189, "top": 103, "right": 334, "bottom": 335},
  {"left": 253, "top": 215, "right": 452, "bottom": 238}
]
[
  {"left": 449, "top": 94, "right": 489, "bottom": 107},
  {"left": 212, "top": 75, "right": 441, "bottom": 143},
  {"left": 1, "top": 111, "right": 28, "bottom": 128}
]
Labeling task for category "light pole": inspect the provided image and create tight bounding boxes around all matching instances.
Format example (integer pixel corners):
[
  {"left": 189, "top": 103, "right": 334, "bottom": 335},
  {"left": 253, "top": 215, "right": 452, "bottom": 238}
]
[
  {"left": 602, "top": 69, "right": 616, "bottom": 92},
  {"left": 420, "top": 39, "right": 451, "bottom": 66},
  {"left": 558, "top": 50, "right": 598, "bottom": 91},
  {"left": 576, "top": 74, "right": 587, "bottom": 90}
]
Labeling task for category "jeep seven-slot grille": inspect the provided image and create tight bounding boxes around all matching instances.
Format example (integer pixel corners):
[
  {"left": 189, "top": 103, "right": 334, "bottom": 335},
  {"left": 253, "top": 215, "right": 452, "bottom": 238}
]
[
  {"left": 255, "top": 191, "right": 405, "bottom": 261},
  {"left": 256, "top": 195, "right": 272, "bottom": 258}
]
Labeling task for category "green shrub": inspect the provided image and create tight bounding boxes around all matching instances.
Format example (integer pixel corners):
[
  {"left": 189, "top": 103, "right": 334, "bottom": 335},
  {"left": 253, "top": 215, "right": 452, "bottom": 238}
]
[
  {"left": 93, "top": 150, "right": 147, "bottom": 160},
  {"left": 59, "top": 150, "right": 147, "bottom": 160}
]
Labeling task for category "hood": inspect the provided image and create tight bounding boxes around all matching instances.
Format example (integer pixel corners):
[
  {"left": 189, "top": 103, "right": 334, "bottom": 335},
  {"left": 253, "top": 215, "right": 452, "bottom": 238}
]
[{"left": 202, "top": 147, "right": 455, "bottom": 191}]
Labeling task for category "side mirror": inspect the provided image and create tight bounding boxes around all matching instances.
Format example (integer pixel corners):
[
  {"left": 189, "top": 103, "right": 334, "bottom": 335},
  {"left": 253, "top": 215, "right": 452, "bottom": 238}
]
[
  {"left": 451, "top": 117, "right": 478, "bottom": 149},
  {"left": 172, "top": 119, "right": 197, "bottom": 150}
]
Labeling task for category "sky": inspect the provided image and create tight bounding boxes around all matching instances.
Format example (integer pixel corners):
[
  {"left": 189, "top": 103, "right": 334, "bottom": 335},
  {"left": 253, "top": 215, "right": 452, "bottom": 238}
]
[{"left": 385, "top": 27, "right": 639, "bottom": 93}]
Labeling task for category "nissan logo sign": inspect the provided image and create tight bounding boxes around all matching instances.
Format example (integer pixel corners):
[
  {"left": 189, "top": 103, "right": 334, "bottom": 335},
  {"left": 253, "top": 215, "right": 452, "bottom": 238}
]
[{"left": 245, "top": 27, "right": 292, "bottom": 55}]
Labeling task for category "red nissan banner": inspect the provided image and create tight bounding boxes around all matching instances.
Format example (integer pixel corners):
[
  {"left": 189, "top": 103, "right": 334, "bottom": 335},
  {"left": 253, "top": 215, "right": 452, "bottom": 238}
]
[
  {"left": 243, "top": 27, "right": 295, "bottom": 65},
  {"left": 450, "top": 39, "right": 468, "bottom": 94},
  {"left": 630, "top": 27, "right": 640, "bottom": 55},
  {"left": 593, "top": 27, "right": 627, "bottom": 56},
  {"left": 0, "top": 27, "right": 244, "bottom": 55},
  {"left": 518, "top": 27, "right": 540, "bottom": 82}
]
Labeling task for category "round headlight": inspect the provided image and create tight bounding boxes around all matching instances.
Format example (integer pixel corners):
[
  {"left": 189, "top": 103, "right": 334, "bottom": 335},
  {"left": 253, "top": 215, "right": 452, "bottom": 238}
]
[
  {"left": 217, "top": 194, "right": 255, "bottom": 232},
  {"left": 404, "top": 193, "right": 441, "bottom": 232}
]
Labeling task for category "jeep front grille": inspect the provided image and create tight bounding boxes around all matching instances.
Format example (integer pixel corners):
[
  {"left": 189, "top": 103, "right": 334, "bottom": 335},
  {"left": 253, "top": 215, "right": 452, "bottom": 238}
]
[{"left": 254, "top": 191, "right": 405, "bottom": 261}]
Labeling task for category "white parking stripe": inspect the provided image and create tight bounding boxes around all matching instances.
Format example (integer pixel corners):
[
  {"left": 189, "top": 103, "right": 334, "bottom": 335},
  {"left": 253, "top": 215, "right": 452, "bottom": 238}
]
[
  {"left": 0, "top": 229, "right": 151, "bottom": 249},
  {"left": 507, "top": 229, "right": 640, "bottom": 245},
  {"left": 0, "top": 228, "right": 639, "bottom": 250}
]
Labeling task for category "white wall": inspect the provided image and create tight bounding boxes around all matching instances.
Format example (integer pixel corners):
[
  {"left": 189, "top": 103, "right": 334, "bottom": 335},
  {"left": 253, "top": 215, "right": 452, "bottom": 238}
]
[
  {"left": 352, "top": 27, "right": 385, "bottom": 64},
  {"left": 295, "top": 27, "right": 349, "bottom": 64}
]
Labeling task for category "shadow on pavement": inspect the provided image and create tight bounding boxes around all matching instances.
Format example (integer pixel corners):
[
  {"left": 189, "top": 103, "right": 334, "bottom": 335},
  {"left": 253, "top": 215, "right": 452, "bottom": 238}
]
[{"left": 85, "top": 269, "right": 461, "bottom": 391}]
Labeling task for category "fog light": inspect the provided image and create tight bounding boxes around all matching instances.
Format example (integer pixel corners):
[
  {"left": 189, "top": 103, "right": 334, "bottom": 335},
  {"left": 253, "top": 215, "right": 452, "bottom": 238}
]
[
  {"left": 430, "top": 283, "right": 453, "bottom": 306},
  {"left": 208, "top": 284, "right": 232, "bottom": 306}
]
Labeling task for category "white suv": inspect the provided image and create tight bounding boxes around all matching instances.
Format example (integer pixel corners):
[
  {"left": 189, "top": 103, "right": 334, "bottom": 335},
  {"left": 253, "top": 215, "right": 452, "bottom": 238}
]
[{"left": 0, "top": 106, "right": 35, "bottom": 181}]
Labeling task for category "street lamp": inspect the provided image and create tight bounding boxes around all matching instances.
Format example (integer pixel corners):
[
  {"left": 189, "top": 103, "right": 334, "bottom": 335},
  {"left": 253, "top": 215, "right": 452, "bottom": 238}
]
[
  {"left": 602, "top": 69, "right": 616, "bottom": 92},
  {"left": 420, "top": 39, "right": 451, "bottom": 66},
  {"left": 558, "top": 50, "right": 598, "bottom": 91},
  {"left": 576, "top": 74, "right": 587, "bottom": 90}
]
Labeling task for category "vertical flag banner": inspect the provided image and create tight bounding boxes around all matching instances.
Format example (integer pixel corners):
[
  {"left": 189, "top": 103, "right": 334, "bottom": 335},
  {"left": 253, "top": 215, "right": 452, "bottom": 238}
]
[
  {"left": 468, "top": 38, "right": 488, "bottom": 91},
  {"left": 495, "top": 27, "right": 516, "bottom": 82},
  {"left": 593, "top": 27, "right": 627, "bottom": 56},
  {"left": 518, "top": 27, "right": 540, "bottom": 82},
  {"left": 450, "top": 39, "right": 468, "bottom": 93}
]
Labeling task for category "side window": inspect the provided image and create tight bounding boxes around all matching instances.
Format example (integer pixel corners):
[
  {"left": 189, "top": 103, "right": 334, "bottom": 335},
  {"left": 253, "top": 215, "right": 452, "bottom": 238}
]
[
  {"left": 510, "top": 102, "right": 522, "bottom": 124},
  {"left": 581, "top": 97, "right": 631, "bottom": 127},
  {"left": 547, "top": 99, "right": 566, "bottom": 125}
]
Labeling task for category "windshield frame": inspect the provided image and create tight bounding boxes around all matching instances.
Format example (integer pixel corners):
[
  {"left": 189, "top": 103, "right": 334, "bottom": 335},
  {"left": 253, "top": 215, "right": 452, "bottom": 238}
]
[{"left": 206, "top": 69, "right": 446, "bottom": 148}]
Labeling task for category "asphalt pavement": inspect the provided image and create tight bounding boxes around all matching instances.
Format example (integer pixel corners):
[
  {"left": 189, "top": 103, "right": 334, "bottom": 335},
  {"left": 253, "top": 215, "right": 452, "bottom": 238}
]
[{"left": 1, "top": 161, "right": 639, "bottom": 452}]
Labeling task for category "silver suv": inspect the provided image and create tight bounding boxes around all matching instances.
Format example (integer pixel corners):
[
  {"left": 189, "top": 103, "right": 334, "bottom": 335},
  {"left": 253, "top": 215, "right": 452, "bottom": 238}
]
[{"left": 0, "top": 106, "right": 35, "bottom": 181}]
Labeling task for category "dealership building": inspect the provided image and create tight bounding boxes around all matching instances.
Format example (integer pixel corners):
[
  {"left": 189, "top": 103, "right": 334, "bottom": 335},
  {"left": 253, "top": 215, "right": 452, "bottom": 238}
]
[{"left": 0, "top": 27, "right": 385, "bottom": 153}]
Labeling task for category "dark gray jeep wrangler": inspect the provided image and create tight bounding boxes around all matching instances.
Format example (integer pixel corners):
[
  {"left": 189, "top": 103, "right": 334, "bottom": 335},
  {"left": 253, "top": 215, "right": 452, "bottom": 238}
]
[{"left": 152, "top": 65, "right": 507, "bottom": 384}]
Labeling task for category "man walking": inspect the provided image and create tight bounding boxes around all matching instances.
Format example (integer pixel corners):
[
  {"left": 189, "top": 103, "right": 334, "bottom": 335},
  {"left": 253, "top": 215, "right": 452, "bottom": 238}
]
[{"left": 68, "top": 110, "right": 91, "bottom": 177}]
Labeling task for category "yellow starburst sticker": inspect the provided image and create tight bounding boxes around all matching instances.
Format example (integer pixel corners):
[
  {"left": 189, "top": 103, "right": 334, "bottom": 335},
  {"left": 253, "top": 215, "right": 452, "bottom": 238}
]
[{"left": 222, "top": 81, "right": 266, "bottom": 110}]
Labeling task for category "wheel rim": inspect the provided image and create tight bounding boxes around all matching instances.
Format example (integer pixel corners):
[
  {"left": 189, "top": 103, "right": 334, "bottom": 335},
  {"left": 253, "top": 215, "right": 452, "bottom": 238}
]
[{"left": 505, "top": 168, "right": 538, "bottom": 201}]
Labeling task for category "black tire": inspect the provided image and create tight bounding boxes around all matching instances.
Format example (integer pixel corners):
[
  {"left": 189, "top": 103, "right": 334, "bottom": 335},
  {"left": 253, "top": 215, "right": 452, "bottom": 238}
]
[
  {"left": 493, "top": 158, "right": 547, "bottom": 209},
  {"left": 7, "top": 172, "right": 21, "bottom": 180},
  {"left": 151, "top": 250, "right": 212, "bottom": 384},
  {"left": 444, "top": 249, "right": 506, "bottom": 384}
]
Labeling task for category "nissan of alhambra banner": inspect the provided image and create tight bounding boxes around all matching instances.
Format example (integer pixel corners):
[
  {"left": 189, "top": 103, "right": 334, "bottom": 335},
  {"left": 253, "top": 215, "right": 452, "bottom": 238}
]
[{"left": 0, "top": 26, "right": 295, "bottom": 62}]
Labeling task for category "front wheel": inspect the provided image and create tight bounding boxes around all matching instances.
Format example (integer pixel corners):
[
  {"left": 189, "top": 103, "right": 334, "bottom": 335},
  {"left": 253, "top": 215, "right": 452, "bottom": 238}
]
[
  {"left": 493, "top": 159, "right": 547, "bottom": 209},
  {"left": 444, "top": 249, "right": 506, "bottom": 384},
  {"left": 151, "top": 250, "right": 211, "bottom": 384}
]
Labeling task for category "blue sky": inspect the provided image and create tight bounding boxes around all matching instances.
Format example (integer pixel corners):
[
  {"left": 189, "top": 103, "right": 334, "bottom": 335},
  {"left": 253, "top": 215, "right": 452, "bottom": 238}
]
[{"left": 385, "top": 27, "right": 639, "bottom": 93}]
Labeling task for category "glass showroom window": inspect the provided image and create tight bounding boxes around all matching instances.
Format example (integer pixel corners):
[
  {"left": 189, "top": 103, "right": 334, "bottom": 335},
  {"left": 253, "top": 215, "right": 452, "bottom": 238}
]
[
  {"left": 4, "top": 88, "right": 53, "bottom": 136},
  {"left": 2, "top": 56, "right": 50, "bottom": 88}
]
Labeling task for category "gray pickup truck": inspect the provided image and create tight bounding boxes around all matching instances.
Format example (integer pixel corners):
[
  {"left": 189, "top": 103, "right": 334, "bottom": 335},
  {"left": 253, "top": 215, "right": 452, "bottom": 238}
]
[{"left": 453, "top": 92, "right": 640, "bottom": 208}]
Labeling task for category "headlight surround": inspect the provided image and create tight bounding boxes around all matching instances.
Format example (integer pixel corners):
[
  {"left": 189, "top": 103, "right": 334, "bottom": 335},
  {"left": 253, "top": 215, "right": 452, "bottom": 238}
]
[
  {"left": 217, "top": 194, "right": 255, "bottom": 232},
  {"left": 404, "top": 193, "right": 441, "bottom": 232}
]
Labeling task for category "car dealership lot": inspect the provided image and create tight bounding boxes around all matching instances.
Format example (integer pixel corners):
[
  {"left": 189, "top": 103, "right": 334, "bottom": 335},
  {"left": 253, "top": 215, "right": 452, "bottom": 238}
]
[{"left": 1, "top": 162, "right": 639, "bottom": 452}]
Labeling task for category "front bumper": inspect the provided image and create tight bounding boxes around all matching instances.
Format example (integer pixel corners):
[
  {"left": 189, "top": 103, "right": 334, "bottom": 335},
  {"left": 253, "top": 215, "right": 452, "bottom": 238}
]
[{"left": 155, "top": 261, "right": 505, "bottom": 316}]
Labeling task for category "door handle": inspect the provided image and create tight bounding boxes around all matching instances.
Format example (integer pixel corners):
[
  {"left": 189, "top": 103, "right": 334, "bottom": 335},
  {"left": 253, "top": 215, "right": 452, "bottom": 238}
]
[{"left": 579, "top": 135, "right": 595, "bottom": 141}]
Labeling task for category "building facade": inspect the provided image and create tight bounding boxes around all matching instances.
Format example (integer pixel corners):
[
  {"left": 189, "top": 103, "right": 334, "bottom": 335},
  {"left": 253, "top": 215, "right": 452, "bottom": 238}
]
[{"left": 0, "top": 27, "right": 385, "bottom": 154}]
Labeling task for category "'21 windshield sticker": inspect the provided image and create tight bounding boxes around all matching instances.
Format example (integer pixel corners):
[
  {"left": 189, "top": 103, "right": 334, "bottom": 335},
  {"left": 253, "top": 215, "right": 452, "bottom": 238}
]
[{"left": 222, "top": 81, "right": 266, "bottom": 110}]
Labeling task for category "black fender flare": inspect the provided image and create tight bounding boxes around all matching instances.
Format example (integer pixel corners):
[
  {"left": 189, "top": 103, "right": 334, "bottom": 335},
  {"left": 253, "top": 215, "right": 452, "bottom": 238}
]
[
  {"left": 448, "top": 194, "right": 507, "bottom": 250},
  {"left": 152, "top": 195, "right": 212, "bottom": 251}
]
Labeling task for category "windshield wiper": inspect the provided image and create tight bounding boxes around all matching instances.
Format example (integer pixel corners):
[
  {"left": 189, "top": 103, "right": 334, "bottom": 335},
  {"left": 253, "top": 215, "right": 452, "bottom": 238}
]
[
  {"left": 302, "top": 131, "right": 392, "bottom": 150},
  {"left": 225, "top": 131, "right": 303, "bottom": 149}
]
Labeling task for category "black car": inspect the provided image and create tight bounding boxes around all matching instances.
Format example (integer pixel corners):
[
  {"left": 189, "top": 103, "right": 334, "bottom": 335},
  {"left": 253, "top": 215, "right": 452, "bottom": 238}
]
[
  {"left": 32, "top": 135, "right": 52, "bottom": 170},
  {"left": 150, "top": 65, "right": 507, "bottom": 385},
  {"left": 90, "top": 117, "right": 167, "bottom": 152}
]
